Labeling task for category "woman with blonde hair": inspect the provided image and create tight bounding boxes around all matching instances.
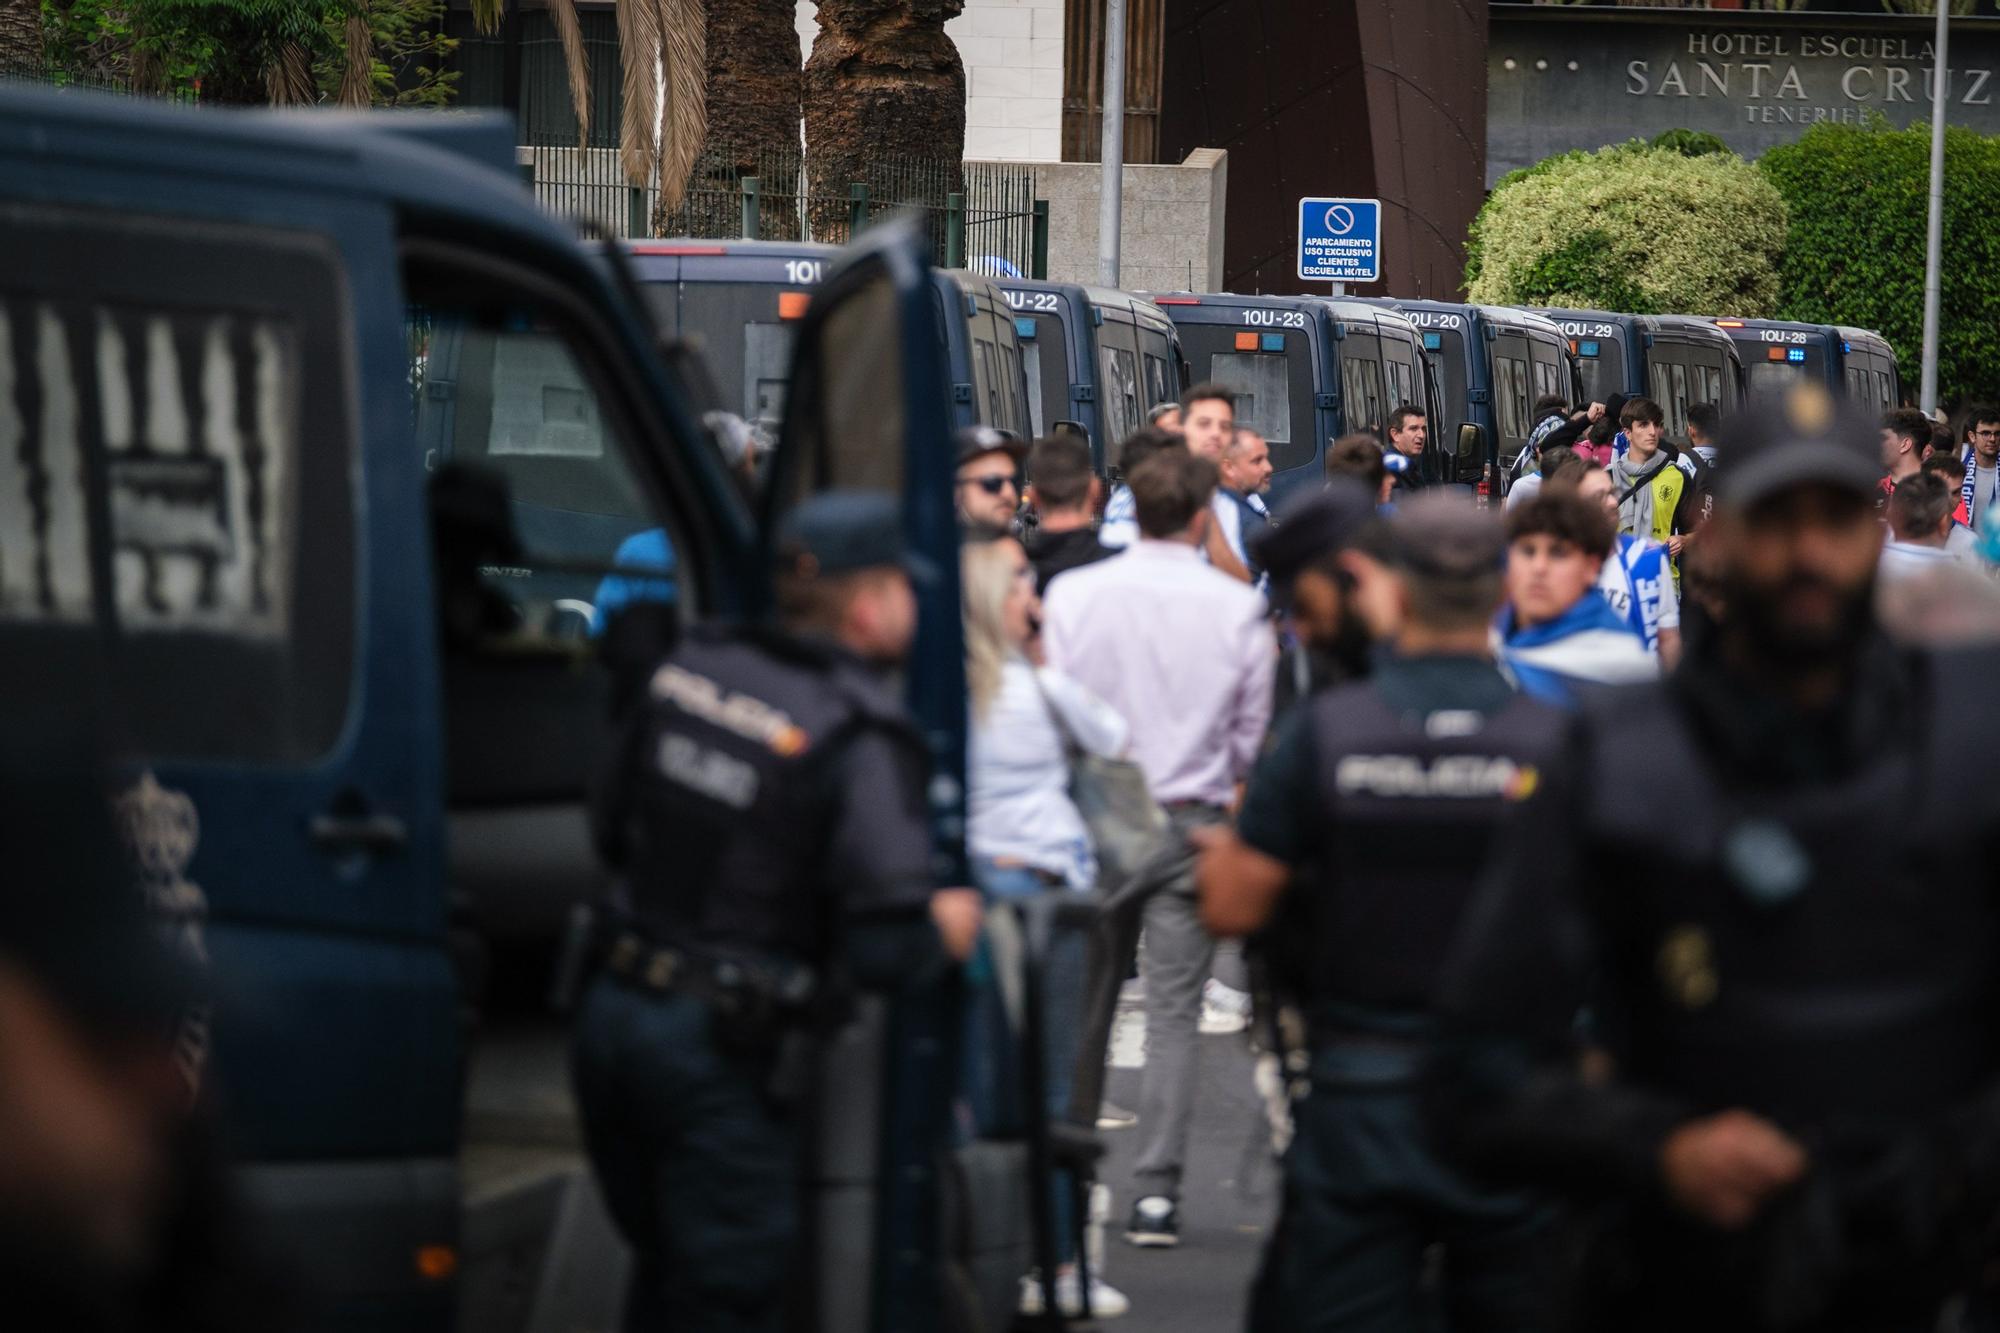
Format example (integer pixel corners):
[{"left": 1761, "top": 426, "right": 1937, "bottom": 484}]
[{"left": 961, "top": 535, "right": 1132, "bottom": 1319}]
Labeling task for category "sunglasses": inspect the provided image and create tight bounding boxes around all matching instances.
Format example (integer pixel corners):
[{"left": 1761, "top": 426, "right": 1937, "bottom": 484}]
[{"left": 962, "top": 475, "right": 1017, "bottom": 495}]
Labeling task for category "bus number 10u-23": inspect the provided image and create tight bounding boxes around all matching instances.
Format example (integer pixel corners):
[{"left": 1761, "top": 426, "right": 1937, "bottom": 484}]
[{"left": 1243, "top": 309, "right": 1307, "bottom": 329}]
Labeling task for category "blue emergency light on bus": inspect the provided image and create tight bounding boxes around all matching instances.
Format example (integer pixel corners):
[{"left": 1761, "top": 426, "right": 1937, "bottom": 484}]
[
  {"left": 1423, "top": 332, "right": 1442, "bottom": 350},
  {"left": 1262, "top": 333, "right": 1286, "bottom": 352},
  {"left": 1015, "top": 317, "right": 1037, "bottom": 339},
  {"left": 1788, "top": 348, "right": 1808, "bottom": 364},
  {"left": 1579, "top": 340, "right": 1600, "bottom": 358}
]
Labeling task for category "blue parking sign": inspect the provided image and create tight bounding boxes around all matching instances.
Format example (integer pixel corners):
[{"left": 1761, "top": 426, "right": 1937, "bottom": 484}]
[{"left": 1297, "top": 197, "right": 1380, "bottom": 283}]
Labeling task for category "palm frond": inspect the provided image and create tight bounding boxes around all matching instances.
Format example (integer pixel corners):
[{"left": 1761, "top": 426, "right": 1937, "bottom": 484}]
[
  {"left": 654, "top": 0, "right": 706, "bottom": 213},
  {"left": 546, "top": 0, "right": 590, "bottom": 148},
  {"left": 339, "top": 11, "right": 374, "bottom": 108},
  {"left": 616, "top": 0, "right": 660, "bottom": 187},
  {"left": 469, "top": 0, "right": 503, "bottom": 35},
  {"left": 266, "top": 39, "right": 315, "bottom": 106}
]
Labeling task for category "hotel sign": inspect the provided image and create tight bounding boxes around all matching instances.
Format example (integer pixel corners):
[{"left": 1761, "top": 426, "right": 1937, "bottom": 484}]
[{"left": 1489, "top": 14, "right": 2000, "bottom": 184}]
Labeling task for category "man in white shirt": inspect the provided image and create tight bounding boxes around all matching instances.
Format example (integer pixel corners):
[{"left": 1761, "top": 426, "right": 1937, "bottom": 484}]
[{"left": 1043, "top": 448, "right": 1275, "bottom": 1249}]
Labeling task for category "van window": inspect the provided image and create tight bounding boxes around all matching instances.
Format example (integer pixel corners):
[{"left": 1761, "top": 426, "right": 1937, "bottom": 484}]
[
  {"left": 675, "top": 284, "right": 797, "bottom": 436},
  {"left": 1209, "top": 351, "right": 1293, "bottom": 460},
  {"left": 1144, "top": 351, "right": 1171, "bottom": 410},
  {"left": 1341, "top": 355, "right": 1386, "bottom": 436},
  {"left": 1533, "top": 355, "right": 1564, "bottom": 403},
  {"left": 0, "top": 210, "right": 355, "bottom": 763},
  {"left": 1100, "top": 344, "right": 1143, "bottom": 444},
  {"left": 1878, "top": 368, "right": 1895, "bottom": 410},
  {"left": 410, "top": 291, "right": 676, "bottom": 646},
  {"left": 1495, "top": 354, "right": 1531, "bottom": 443},
  {"left": 1385, "top": 355, "right": 1413, "bottom": 417}
]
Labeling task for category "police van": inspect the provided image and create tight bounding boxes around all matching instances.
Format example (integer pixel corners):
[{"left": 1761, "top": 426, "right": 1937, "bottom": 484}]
[
  {"left": 0, "top": 88, "right": 1016, "bottom": 1332},
  {"left": 1712, "top": 317, "right": 1901, "bottom": 413},
  {"left": 1389, "top": 301, "right": 1577, "bottom": 496},
  {"left": 628, "top": 238, "right": 1033, "bottom": 440},
  {"left": 994, "top": 278, "right": 1184, "bottom": 469},
  {"left": 1147, "top": 292, "right": 1441, "bottom": 503},
  {"left": 1538, "top": 309, "right": 1747, "bottom": 439}
]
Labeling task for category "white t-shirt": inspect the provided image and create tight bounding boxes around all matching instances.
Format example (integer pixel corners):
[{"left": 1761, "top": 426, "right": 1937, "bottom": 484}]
[
  {"left": 1099, "top": 484, "right": 1137, "bottom": 549},
  {"left": 967, "top": 661, "right": 1130, "bottom": 888},
  {"left": 1880, "top": 539, "right": 1963, "bottom": 582}
]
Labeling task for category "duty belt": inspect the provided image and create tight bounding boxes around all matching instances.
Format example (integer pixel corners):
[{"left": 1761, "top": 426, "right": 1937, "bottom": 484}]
[{"left": 602, "top": 931, "right": 817, "bottom": 1015}]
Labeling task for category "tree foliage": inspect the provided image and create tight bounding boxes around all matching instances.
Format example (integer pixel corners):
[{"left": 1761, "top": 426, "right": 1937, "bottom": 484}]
[
  {"left": 1761, "top": 119, "right": 2000, "bottom": 410},
  {"left": 41, "top": 0, "right": 455, "bottom": 105},
  {"left": 1466, "top": 141, "right": 1787, "bottom": 316}
]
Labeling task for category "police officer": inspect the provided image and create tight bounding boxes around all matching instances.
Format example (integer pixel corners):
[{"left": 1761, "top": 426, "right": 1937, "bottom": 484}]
[
  {"left": 1252, "top": 479, "right": 1394, "bottom": 716},
  {"left": 1430, "top": 385, "right": 2000, "bottom": 1332},
  {"left": 575, "top": 490, "right": 982, "bottom": 1332},
  {"left": 1196, "top": 493, "right": 1567, "bottom": 1332}
]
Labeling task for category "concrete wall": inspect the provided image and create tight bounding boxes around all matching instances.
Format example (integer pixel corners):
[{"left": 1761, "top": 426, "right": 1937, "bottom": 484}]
[
  {"left": 794, "top": 0, "right": 1065, "bottom": 162},
  {"left": 1016, "top": 148, "right": 1227, "bottom": 293}
]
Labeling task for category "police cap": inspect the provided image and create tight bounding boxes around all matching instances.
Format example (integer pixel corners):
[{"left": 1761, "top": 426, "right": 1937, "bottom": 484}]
[
  {"left": 1251, "top": 479, "right": 1378, "bottom": 589},
  {"left": 776, "top": 490, "right": 939, "bottom": 586},
  {"left": 1386, "top": 492, "right": 1505, "bottom": 580},
  {"left": 1714, "top": 383, "right": 1879, "bottom": 509}
]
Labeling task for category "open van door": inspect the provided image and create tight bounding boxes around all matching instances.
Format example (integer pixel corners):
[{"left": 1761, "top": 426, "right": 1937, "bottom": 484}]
[{"left": 762, "top": 219, "right": 983, "bottom": 1333}]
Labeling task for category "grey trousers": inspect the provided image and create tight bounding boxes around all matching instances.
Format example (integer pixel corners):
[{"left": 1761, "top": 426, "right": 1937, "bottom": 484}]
[{"left": 1132, "top": 803, "right": 1231, "bottom": 1201}]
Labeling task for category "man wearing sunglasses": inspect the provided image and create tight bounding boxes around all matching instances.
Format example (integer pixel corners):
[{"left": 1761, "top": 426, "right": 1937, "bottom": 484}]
[{"left": 956, "top": 426, "right": 1028, "bottom": 537}]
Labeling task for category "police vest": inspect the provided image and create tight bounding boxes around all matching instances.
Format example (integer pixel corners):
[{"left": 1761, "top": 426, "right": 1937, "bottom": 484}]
[
  {"left": 1578, "top": 648, "right": 2000, "bottom": 1129},
  {"left": 1302, "top": 681, "right": 1565, "bottom": 1025},
  {"left": 608, "top": 625, "right": 925, "bottom": 965}
]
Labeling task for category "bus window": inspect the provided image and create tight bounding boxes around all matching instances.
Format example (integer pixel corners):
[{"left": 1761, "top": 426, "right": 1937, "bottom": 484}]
[
  {"left": 1342, "top": 355, "right": 1386, "bottom": 436},
  {"left": 1695, "top": 364, "right": 1722, "bottom": 414},
  {"left": 1533, "top": 355, "right": 1564, "bottom": 403},
  {"left": 999, "top": 336, "right": 1029, "bottom": 436},
  {"left": 1100, "top": 343, "right": 1144, "bottom": 443},
  {"left": 1495, "top": 353, "right": 1530, "bottom": 444},
  {"left": 1143, "top": 350, "right": 1172, "bottom": 409},
  {"left": 974, "top": 338, "right": 1000, "bottom": 424},
  {"left": 1669, "top": 363, "right": 1689, "bottom": 437},
  {"left": 1208, "top": 351, "right": 1295, "bottom": 464},
  {"left": 1385, "top": 356, "right": 1413, "bottom": 415},
  {"left": 744, "top": 323, "right": 792, "bottom": 430},
  {"left": 1878, "top": 368, "right": 1895, "bottom": 410},
  {"left": 1573, "top": 336, "right": 1622, "bottom": 403}
]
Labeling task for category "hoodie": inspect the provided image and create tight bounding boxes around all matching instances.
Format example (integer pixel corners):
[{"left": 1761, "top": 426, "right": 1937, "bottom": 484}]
[{"left": 1497, "top": 592, "right": 1658, "bottom": 707}]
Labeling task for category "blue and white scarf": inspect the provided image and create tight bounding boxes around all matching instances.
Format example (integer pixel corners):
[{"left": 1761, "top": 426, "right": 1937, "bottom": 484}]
[{"left": 1962, "top": 452, "right": 1999, "bottom": 533}]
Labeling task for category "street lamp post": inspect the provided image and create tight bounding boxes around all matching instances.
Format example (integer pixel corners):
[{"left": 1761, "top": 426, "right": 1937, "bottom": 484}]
[
  {"left": 1921, "top": 0, "right": 1949, "bottom": 414},
  {"left": 1097, "top": 0, "right": 1126, "bottom": 288}
]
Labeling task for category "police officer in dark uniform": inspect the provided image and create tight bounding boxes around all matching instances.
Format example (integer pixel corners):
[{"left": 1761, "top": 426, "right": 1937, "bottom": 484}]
[
  {"left": 1252, "top": 479, "right": 1390, "bottom": 717},
  {"left": 1430, "top": 385, "right": 2000, "bottom": 1333},
  {"left": 1197, "top": 493, "right": 1568, "bottom": 1332},
  {"left": 574, "top": 491, "right": 982, "bottom": 1333}
]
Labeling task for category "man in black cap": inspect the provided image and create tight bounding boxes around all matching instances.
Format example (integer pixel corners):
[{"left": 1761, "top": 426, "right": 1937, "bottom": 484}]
[
  {"left": 1430, "top": 382, "right": 2000, "bottom": 1332},
  {"left": 954, "top": 424, "right": 1028, "bottom": 537},
  {"left": 576, "top": 490, "right": 982, "bottom": 1332},
  {"left": 1198, "top": 493, "right": 1567, "bottom": 1333},
  {"left": 1251, "top": 479, "right": 1394, "bottom": 717}
]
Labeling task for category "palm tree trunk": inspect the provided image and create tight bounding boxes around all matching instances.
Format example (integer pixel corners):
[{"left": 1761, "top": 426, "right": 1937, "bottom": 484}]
[
  {"left": 674, "top": 0, "right": 800, "bottom": 239},
  {"left": 802, "top": 0, "right": 965, "bottom": 244},
  {"left": 0, "top": 0, "right": 44, "bottom": 74}
]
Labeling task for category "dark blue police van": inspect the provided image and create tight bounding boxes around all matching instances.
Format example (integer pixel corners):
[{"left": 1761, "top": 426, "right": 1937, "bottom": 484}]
[
  {"left": 1711, "top": 317, "right": 1901, "bottom": 413},
  {"left": 628, "top": 238, "right": 1033, "bottom": 441},
  {"left": 1387, "top": 301, "right": 1577, "bottom": 497},
  {"left": 1536, "top": 309, "right": 1747, "bottom": 438},
  {"left": 994, "top": 278, "right": 1184, "bottom": 468},
  {"left": 1146, "top": 292, "right": 1442, "bottom": 503},
  {"left": 0, "top": 87, "right": 996, "bottom": 1332}
]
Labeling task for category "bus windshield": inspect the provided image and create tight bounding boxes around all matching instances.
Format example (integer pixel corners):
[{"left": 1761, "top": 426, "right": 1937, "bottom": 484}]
[
  {"left": 1181, "top": 324, "right": 1315, "bottom": 472},
  {"left": 674, "top": 283, "right": 801, "bottom": 436},
  {"left": 1419, "top": 328, "right": 1469, "bottom": 433},
  {"left": 1574, "top": 335, "right": 1626, "bottom": 403}
]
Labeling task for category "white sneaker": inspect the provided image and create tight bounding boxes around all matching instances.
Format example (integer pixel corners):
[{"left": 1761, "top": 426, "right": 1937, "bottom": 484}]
[
  {"left": 1095, "top": 1100, "right": 1137, "bottom": 1130},
  {"left": 1200, "top": 978, "right": 1252, "bottom": 1034},
  {"left": 1018, "top": 1270, "right": 1132, "bottom": 1319}
]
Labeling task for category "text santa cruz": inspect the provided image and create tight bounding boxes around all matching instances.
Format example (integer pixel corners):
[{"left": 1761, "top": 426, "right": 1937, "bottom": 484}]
[{"left": 1626, "top": 31, "right": 1993, "bottom": 125}]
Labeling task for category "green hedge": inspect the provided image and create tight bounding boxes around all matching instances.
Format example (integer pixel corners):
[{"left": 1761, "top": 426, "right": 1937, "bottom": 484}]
[
  {"left": 1761, "top": 120, "right": 2000, "bottom": 410},
  {"left": 1466, "top": 142, "right": 1787, "bottom": 317}
]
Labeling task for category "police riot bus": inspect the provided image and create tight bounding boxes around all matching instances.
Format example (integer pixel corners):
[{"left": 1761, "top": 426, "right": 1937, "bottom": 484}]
[
  {"left": 995, "top": 279, "right": 1184, "bottom": 469},
  {"left": 1712, "top": 318, "right": 1901, "bottom": 413},
  {"left": 1388, "top": 301, "right": 1577, "bottom": 498},
  {"left": 1147, "top": 292, "right": 1444, "bottom": 503},
  {"left": 628, "top": 239, "right": 1033, "bottom": 440},
  {"left": 1538, "top": 309, "right": 1747, "bottom": 439}
]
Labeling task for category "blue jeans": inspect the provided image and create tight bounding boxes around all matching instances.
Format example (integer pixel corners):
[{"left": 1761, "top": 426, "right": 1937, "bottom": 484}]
[
  {"left": 571, "top": 978, "right": 799, "bottom": 1332},
  {"left": 964, "top": 857, "right": 1091, "bottom": 1264}
]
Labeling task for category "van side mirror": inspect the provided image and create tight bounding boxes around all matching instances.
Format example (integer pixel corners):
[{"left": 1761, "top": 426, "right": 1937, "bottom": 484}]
[{"left": 1456, "top": 423, "right": 1486, "bottom": 482}]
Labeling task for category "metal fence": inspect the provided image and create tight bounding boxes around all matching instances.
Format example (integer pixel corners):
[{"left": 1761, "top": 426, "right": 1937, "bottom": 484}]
[{"left": 523, "top": 136, "right": 1048, "bottom": 278}]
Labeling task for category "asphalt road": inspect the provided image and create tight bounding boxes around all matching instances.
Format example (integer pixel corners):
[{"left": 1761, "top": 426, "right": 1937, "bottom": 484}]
[{"left": 1090, "top": 1011, "right": 1279, "bottom": 1332}]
